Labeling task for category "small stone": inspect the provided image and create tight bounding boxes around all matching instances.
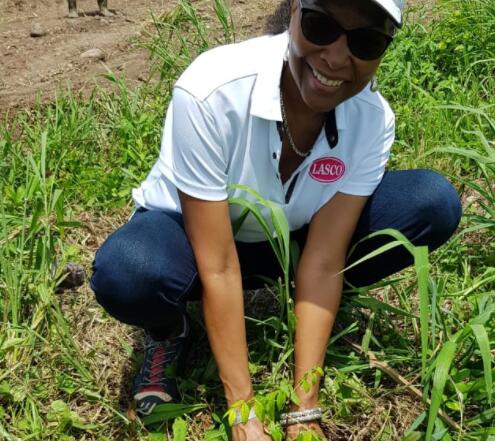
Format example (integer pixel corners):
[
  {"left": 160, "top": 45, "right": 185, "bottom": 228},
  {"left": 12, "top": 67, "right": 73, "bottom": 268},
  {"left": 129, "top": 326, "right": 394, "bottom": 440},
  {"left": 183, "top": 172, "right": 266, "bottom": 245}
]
[
  {"left": 57, "top": 263, "right": 85, "bottom": 291},
  {"left": 101, "top": 8, "right": 115, "bottom": 17},
  {"left": 30, "top": 22, "right": 47, "bottom": 38},
  {"left": 80, "top": 48, "right": 106, "bottom": 61}
]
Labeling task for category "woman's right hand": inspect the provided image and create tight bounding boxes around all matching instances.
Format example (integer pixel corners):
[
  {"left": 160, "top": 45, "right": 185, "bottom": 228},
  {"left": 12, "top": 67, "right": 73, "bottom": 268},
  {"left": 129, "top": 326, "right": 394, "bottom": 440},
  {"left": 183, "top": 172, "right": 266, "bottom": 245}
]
[{"left": 231, "top": 418, "right": 273, "bottom": 441}]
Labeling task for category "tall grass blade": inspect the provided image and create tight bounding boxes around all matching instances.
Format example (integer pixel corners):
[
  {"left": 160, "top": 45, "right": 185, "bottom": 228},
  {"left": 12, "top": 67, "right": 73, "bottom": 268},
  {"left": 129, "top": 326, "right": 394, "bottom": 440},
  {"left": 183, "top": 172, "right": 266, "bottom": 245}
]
[
  {"left": 214, "top": 0, "right": 235, "bottom": 43},
  {"left": 470, "top": 324, "right": 493, "bottom": 405},
  {"left": 426, "top": 340, "right": 457, "bottom": 440},
  {"left": 345, "top": 229, "right": 431, "bottom": 378},
  {"left": 414, "top": 246, "right": 430, "bottom": 381},
  {"left": 229, "top": 184, "right": 294, "bottom": 346},
  {"left": 141, "top": 403, "right": 207, "bottom": 425}
]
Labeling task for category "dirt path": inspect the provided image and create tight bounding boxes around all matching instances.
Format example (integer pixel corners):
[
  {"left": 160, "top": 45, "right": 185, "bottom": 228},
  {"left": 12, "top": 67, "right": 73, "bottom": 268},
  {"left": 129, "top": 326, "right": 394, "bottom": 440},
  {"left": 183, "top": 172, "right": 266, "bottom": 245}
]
[
  {"left": 0, "top": 0, "right": 173, "bottom": 112},
  {"left": 0, "top": 0, "right": 275, "bottom": 114}
]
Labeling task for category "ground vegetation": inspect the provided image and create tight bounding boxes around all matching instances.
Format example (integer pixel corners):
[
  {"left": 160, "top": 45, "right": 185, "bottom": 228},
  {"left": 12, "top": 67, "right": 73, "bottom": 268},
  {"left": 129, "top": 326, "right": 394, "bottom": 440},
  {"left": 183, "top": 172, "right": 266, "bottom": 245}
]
[{"left": 0, "top": 0, "right": 494, "bottom": 439}]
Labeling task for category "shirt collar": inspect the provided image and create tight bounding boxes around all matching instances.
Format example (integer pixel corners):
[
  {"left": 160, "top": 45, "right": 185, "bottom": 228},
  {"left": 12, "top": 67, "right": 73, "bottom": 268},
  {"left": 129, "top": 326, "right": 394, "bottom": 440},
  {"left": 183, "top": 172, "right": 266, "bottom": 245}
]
[
  {"left": 250, "top": 32, "right": 287, "bottom": 122},
  {"left": 249, "top": 32, "right": 347, "bottom": 132}
]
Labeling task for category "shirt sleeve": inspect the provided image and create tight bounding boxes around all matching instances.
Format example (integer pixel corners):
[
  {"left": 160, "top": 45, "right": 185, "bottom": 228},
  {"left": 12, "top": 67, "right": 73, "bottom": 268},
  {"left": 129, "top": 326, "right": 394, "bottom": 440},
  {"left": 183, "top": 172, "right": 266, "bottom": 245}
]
[
  {"left": 339, "top": 111, "right": 395, "bottom": 196},
  {"left": 158, "top": 86, "right": 228, "bottom": 201}
]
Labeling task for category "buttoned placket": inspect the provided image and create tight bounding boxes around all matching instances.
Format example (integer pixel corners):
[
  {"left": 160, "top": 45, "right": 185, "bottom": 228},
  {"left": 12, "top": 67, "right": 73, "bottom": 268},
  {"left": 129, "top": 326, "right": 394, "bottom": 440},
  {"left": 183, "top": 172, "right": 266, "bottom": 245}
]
[
  {"left": 269, "top": 120, "right": 327, "bottom": 205},
  {"left": 268, "top": 119, "right": 284, "bottom": 203}
]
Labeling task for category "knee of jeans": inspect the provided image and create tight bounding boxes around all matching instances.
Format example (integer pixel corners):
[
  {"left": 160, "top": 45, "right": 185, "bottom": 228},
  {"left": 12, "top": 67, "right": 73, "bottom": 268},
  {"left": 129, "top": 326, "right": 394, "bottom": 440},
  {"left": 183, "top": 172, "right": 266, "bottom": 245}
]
[
  {"left": 414, "top": 170, "right": 462, "bottom": 245},
  {"left": 90, "top": 239, "right": 154, "bottom": 322}
]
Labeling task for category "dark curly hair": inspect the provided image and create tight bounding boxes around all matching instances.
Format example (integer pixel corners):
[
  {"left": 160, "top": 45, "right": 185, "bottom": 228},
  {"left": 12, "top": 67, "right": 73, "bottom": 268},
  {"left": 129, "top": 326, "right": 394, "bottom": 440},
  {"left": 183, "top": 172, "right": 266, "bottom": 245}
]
[{"left": 264, "top": 0, "right": 291, "bottom": 34}]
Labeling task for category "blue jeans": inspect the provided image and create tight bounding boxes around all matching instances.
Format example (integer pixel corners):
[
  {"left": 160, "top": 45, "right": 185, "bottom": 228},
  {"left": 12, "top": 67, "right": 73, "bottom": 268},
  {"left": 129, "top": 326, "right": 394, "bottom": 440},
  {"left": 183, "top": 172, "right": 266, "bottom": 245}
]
[{"left": 90, "top": 170, "right": 462, "bottom": 337}]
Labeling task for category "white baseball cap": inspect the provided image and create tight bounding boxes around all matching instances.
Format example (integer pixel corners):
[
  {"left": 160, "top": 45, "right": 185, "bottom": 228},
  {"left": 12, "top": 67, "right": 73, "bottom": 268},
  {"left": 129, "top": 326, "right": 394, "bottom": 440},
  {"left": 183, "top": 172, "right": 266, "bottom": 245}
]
[{"left": 371, "top": 0, "right": 406, "bottom": 27}]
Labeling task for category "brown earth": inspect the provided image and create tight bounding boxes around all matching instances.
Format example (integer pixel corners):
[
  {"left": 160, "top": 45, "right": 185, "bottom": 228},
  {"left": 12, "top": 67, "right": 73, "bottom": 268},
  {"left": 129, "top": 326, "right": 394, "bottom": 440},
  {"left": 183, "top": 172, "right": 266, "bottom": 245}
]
[{"left": 0, "top": 0, "right": 275, "bottom": 115}]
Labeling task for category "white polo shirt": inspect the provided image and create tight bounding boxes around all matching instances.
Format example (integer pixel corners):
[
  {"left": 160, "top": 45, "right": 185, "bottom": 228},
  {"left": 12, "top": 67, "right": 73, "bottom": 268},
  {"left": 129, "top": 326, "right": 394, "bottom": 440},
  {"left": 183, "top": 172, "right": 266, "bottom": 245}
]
[{"left": 132, "top": 32, "right": 395, "bottom": 242}]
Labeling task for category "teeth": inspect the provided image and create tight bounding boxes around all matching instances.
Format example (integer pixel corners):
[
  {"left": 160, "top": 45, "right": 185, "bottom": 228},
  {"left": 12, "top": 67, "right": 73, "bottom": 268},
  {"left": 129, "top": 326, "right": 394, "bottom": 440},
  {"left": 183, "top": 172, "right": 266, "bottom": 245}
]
[{"left": 312, "top": 68, "right": 343, "bottom": 87}]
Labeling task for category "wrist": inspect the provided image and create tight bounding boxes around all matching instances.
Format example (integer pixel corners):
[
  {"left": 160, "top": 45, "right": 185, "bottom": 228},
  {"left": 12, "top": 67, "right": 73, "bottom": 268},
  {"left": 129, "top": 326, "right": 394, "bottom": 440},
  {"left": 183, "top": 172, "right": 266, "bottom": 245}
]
[
  {"left": 292, "top": 387, "right": 319, "bottom": 411},
  {"left": 293, "top": 368, "right": 322, "bottom": 410},
  {"left": 232, "top": 406, "right": 257, "bottom": 426},
  {"left": 223, "top": 380, "right": 254, "bottom": 406}
]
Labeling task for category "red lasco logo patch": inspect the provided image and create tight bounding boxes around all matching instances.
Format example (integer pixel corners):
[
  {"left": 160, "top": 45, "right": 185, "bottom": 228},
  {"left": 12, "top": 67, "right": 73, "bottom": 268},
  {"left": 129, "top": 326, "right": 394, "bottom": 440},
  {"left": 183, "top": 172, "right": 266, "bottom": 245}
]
[{"left": 309, "top": 157, "right": 346, "bottom": 183}]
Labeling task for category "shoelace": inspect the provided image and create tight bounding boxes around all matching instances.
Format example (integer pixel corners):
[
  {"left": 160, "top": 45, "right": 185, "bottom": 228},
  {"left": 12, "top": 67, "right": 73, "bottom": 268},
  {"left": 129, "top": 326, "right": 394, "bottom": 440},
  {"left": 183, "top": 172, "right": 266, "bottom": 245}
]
[{"left": 138, "top": 338, "right": 182, "bottom": 387}]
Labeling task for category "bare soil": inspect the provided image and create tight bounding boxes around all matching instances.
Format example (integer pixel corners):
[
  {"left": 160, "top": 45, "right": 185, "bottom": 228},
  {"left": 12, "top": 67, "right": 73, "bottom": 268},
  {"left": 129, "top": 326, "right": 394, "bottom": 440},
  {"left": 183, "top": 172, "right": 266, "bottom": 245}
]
[{"left": 0, "top": 0, "right": 275, "bottom": 115}]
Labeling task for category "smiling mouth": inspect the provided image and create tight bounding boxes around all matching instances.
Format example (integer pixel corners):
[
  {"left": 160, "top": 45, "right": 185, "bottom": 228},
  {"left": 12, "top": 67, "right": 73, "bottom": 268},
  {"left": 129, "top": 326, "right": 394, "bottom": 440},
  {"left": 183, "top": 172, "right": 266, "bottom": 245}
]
[{"left": 311, "top": 66, "right": 344, "bottom": 87}]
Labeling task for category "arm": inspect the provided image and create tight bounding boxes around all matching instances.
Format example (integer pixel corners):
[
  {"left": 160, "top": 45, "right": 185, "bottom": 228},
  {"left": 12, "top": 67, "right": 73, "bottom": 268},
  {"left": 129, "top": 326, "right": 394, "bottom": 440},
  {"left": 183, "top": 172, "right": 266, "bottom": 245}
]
[
  {"left": 289, "top": 107, "right": 395, "bottom": 399},
  {"left": 178, "top": 191, "right": 252, "bottom": 405},
  {"left": 166, "top": 86, "right": 252, "bottom": 401},
  {"left": 292, "top": 192, "right": 368, "bottom": 407},
  {"left": 178, "top": 192, "right": 272, "bottom": 441}
]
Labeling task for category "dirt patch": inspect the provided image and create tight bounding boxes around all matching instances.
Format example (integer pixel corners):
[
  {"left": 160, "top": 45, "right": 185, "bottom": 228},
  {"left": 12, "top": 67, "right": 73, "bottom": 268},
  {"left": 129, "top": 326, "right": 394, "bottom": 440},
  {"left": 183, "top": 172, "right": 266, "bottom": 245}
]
[
  {"left": 0, "top": 0, "right": 166, "bottom": 112},
  {"left": 0, "top": 0, "right": 278, "bottom": 115}
]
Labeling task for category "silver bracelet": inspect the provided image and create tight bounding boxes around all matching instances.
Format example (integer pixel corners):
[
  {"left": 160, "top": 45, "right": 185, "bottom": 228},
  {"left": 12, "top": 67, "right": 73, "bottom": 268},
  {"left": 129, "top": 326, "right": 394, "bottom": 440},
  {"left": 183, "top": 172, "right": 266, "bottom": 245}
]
[
  {"left": 232, "top": 407, "right": 257, "bottom": 426},
  {"left": 280, "top": 407, "right": 323, "bottom": 426}
]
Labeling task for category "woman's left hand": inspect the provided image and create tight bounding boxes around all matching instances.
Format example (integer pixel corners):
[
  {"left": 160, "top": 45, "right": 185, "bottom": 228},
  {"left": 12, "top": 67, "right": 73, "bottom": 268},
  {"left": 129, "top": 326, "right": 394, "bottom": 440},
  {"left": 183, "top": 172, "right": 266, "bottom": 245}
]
[{"left": 285, "top": 421, "right": 326, "bottom": 440}]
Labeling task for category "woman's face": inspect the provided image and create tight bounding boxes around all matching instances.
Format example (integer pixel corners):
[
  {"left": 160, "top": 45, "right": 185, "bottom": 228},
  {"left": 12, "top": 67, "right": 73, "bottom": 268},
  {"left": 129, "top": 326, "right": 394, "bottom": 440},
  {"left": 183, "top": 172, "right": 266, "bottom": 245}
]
[{"left": 287, "top": 0, "right": 391, "bottom": 113}]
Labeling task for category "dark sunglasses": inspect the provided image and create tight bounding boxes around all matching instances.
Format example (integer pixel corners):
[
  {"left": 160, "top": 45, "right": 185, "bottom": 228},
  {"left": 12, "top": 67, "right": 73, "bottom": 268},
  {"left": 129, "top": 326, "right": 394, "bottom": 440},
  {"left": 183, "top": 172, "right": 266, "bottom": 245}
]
[{"left": 298, "top": 0, "right": 394, "bottom": 60}]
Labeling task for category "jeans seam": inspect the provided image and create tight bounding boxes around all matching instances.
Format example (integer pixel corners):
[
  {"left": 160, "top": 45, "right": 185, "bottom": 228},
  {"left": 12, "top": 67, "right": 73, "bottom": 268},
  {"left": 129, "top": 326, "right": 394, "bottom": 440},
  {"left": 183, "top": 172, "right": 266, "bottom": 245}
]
[
  {"left": 178, "top": 270, "right": 199, "bottom": 302},
  {"left": 157, "top": 269, "right": 199, "bottom": 307}
]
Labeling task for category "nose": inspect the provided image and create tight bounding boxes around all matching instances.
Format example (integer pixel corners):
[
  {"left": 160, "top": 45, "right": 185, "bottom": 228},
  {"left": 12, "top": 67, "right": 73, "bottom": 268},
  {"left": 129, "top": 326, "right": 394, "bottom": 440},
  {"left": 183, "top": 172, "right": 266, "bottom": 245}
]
[{"left": 320, "top": 34, "right": 352, "bottom": 70}]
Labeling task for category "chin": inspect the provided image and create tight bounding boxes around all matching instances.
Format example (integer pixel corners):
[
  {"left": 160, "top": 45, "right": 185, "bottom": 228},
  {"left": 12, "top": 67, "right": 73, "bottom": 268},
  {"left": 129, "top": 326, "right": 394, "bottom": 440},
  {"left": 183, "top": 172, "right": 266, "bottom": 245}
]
[{"left": 301, "top": 88, "right": 349, "bottom": 113}]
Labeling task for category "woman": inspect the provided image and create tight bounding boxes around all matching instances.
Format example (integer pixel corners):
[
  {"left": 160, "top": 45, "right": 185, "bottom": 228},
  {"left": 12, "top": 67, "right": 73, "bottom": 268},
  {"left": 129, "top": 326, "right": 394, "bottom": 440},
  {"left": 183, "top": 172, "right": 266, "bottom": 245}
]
[{"left": 90, "top": 0, "right": 462, "bottom": 439}]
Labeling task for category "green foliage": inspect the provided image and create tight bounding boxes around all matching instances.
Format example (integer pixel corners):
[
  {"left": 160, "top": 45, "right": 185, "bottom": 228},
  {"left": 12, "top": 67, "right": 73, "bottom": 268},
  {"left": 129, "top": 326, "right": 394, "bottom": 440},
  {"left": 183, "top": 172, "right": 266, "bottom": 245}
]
[
  {"left": 47, "top": 400, "right": 97, "bottom": 433},
  {"left": 379, "top": 0, "right": 495, "bottom": 174},
  {"left": 433, "top": 127, "right": 495, "bottom": 236},
  {"left": 172, "top": 416, "right": 188, "bottom": 441},
  {"left": 140, "top": 403, "right": 207, "bottom": 426},
  {"left": 229, "top": 183, "right": 295, "bottom": 354}
]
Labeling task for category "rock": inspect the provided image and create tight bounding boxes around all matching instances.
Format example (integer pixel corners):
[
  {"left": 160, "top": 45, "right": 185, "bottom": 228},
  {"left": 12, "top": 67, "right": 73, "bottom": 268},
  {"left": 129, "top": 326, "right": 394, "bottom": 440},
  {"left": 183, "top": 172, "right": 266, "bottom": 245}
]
[
  {"left": 80, "top": 48, "right": 106, "bottom": 61},
  {"left": 57, "top": 262, "right": 85, "bottom": 291},
  {"left": 100, "top": 8, "right": 115, "bottom": 17},
  {"left": 30, "top": 22, "right": 47, "bottom": 38}
]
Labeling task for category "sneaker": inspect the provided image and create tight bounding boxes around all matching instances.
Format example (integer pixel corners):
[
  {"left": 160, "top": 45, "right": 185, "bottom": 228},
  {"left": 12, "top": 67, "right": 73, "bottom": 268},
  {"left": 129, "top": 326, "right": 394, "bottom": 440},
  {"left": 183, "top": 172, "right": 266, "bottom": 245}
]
[{"left": 133, "top": 315, "right": 191, "bottom": 416}]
